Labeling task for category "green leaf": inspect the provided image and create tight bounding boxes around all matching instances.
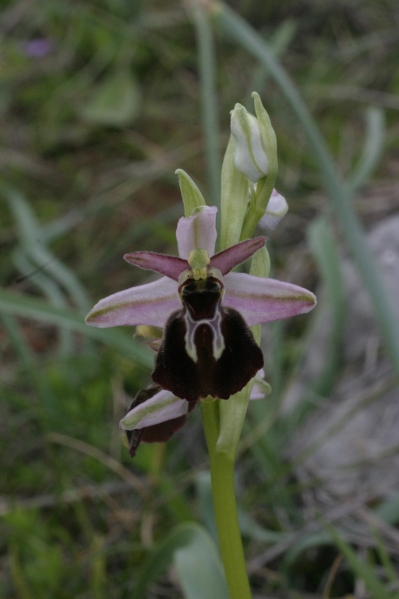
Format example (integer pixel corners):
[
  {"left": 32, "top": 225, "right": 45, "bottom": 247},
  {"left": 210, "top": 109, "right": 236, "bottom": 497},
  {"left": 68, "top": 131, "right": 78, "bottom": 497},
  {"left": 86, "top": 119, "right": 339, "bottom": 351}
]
[
  {"left": 174, "top": 524, "right": 229, "bottom": 599},
  {"left": 326, "top": 523, "right": 393, "bottom": 599},
  {"left": 134, "top": 522, "right": 228, "bottom": 599},
  {"left": 307, "top": 216, "right": 346, "bottom": 396},
  {"left": 80, "top": 70, "right": 141, "bottom": 127}
]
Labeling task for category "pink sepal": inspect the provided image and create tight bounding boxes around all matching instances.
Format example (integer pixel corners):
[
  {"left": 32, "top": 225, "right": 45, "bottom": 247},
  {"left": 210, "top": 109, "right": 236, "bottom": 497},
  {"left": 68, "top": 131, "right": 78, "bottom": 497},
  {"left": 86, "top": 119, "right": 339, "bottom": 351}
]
[
  {"left": 224, "top": 272, "right": 316, "bottom": 326},
  {"left": 85, "top": 276, "right": 180, "bottom": 328}
]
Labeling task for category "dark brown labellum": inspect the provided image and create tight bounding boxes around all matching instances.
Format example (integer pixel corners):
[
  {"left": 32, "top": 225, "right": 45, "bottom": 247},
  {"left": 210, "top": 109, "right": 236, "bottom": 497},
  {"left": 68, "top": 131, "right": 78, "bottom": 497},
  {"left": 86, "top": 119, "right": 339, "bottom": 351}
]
[{"left": 152, "top": 277, "right": 264, "bottom": 402}]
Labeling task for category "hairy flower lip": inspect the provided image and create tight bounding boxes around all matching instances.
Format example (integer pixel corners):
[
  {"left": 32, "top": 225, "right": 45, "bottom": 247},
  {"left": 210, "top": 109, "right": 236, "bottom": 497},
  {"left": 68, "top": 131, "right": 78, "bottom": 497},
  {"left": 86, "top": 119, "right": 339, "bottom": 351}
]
[{"left": 120, "top": 369, "right": 269, "bottom": 432}]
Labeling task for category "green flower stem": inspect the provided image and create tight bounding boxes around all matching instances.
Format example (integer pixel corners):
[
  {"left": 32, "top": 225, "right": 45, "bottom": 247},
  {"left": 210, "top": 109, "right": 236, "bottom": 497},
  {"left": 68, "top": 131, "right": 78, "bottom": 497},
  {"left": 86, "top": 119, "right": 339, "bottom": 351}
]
[
  {"left": 240, "top": 204, "right": 264, "bottom": 241},
  {"left": 241, "top": 177, "right": 277, "bottom": 241},
  {"left": 201, "top": 401, "right": 252, "bottom": 599}
]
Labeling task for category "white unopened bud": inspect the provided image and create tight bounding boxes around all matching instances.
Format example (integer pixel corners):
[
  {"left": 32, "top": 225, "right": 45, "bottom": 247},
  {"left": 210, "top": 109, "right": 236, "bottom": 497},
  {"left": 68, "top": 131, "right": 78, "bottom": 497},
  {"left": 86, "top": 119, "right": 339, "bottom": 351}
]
[
  {"left": 230, "top": 103, "right": 268, "bottom": 182},
  {"left": 258, "top": 189, "right": 288, "bottom": 232}
]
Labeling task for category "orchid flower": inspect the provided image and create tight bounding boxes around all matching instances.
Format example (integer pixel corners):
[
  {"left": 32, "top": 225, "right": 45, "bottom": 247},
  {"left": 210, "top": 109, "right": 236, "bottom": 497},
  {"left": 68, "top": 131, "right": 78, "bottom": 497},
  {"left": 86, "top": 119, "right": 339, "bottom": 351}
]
[
  {"left": 86, "top": 206, "right": 316, "bottom": 405},
  {"left": 120, "top": 370, "right": 271, "bottom": 457}
]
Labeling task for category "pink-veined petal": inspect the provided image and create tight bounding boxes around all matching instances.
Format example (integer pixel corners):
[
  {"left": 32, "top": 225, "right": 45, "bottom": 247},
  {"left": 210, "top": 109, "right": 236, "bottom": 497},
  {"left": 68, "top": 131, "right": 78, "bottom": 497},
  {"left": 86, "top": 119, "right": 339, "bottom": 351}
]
[
  {"left": 210, "top": 237, "right": 266, "bottom": 274},
  {"left": 120, "top": 389, "right": 188, "bottom": 430},
  {"left": 85, "top": 276, "right": 180, "bottom": 328},
  {"left": 124, "top": 251, "right": 187, "bottom": 281},
  {"left": 223, "top": 272, "right": 316, "bottom": 326},
  {"left": 176, "top": 205, "right": 218, "bottom": 258}
]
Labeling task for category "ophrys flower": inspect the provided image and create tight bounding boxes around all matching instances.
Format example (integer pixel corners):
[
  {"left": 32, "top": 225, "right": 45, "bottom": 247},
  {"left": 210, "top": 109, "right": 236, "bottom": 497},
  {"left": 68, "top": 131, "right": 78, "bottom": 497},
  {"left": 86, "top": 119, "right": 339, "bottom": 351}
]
[
  {"left": 120, "top": 369, "right": 271, "bottom": 457},
  {"left": 85, "top": 206, "right": 316, "bottom": 402}
]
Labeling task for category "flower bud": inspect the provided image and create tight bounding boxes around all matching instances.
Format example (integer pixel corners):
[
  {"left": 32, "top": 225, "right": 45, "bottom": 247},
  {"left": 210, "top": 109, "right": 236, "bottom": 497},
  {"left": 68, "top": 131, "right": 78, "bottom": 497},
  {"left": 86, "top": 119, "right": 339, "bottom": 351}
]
[
  {"left": 231, "top": 93, "right": 279, "bottom": 239},
  {"left": 230, "top": 103, "right": 268, "bottom": 182},
  {"left": 258, "top": 189, "right": 288, "bottom": 233}
]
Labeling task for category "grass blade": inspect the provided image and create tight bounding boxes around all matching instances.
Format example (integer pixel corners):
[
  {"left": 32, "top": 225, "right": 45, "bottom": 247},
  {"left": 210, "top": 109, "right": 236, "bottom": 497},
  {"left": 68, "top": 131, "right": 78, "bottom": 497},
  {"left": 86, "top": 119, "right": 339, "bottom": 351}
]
[
  {"left": 189, "top": 1, "right": 221, "bottom": 225},
  {"left": 2, "top": 183, "right": 91, "bottom": 313},
  {"left": 326, "top": 523, "right": 393, "bottom": 599},
  {"left": 0, "top": 288, "right": 153, "bottom": 368},
  {"left": 349, "top": 107, "right": 385, "bottom": 192},
  {"left": 307, "top": 216, "right": 346, "bottom": 396}
]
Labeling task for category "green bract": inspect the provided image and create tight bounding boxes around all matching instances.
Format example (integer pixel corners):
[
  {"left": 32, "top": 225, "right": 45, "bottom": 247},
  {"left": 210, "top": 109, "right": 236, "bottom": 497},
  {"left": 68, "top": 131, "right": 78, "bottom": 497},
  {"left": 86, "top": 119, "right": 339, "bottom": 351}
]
[
  {"left": 176, "top": 168, "right": 206, "bottom": 217},
  {"left": 220, "top": 135, "right": 249, "bottom": 250}
]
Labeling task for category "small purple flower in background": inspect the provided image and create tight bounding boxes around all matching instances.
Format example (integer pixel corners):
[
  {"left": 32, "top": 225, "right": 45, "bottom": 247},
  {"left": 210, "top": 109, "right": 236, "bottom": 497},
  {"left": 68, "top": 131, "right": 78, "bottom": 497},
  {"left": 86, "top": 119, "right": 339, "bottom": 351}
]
[{"left": 24, "top": 39, "right": 53, "bottom": 58}]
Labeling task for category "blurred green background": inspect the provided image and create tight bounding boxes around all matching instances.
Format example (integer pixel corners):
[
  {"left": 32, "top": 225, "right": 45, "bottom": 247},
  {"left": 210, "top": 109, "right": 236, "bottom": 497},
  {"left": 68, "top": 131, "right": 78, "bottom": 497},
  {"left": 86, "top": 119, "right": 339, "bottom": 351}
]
[{"left": 1, "top": 0, "right": 399, "bottom": 597}]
